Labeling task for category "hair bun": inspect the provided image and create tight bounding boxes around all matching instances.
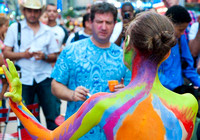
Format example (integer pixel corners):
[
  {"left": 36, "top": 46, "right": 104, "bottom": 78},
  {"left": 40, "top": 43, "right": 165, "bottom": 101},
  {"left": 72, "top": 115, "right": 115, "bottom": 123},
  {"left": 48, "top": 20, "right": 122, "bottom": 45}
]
[
  {"left": 127, "top": 11, "right": 177, "bottom": 61},
  {"left": 150, "top": 31, "right": 177, "bottom": 56},
  {"left": 160, "top": 31, "right": 177, "bottom": 48}
]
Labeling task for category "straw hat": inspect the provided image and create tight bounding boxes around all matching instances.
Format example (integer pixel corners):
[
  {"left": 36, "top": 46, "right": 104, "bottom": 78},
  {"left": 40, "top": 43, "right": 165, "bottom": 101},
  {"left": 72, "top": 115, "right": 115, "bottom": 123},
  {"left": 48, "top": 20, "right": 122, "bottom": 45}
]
[{"left": 20, "top": 0, "right": 45, "bottom": 13}]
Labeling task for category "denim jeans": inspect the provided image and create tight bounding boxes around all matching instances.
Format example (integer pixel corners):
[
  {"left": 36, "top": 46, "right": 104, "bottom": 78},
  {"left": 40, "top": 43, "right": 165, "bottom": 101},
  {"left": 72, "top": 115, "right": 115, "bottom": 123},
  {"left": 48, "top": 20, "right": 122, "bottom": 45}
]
[{"left": 22, "top": 78, "right": 60, "bottom": 130}]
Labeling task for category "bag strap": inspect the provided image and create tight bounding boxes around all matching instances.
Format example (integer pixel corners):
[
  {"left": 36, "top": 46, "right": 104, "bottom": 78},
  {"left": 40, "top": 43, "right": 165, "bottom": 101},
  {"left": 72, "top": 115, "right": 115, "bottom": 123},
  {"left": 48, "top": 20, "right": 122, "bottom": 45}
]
[
  {"left": 17, "top": 22, "right": 21, "bottom": 48},
  {"left": 74, "top": 32, "right": 79, "bottom": 41}
]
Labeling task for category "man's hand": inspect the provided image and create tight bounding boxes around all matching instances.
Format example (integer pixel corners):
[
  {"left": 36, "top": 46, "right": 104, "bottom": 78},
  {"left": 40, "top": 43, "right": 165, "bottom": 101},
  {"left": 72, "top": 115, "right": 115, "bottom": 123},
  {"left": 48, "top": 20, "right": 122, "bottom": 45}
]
[
  {"left": 23, "top": 48, "right": 33, "bottom": 59},
  {"left": 114, "top": 78, "right": 125, "bottom": 92},
  {"left": 33, "top": 51, "right": 45, "bottom": 60},
  {"left": 72, "top": 86, "right": 89, "bottom": 101},
  {"left": 2, "top": 59, "right": 22, "bottom": 103}
]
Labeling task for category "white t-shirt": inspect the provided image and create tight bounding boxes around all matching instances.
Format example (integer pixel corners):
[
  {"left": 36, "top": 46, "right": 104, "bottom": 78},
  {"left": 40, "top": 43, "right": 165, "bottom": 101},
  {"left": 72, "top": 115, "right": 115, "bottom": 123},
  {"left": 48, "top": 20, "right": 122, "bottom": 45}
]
[
  {"left": 4, "top": 19, "right": 59, "bottom": 85},
  {"left": 50, "top": 25, "right": 65, "bottom": 49},
  {"left": 110, "top": 22, "right": 123, "bottom": 43},
  {"left": 189, "top": 22, "right": 199, "bottom": 40}
]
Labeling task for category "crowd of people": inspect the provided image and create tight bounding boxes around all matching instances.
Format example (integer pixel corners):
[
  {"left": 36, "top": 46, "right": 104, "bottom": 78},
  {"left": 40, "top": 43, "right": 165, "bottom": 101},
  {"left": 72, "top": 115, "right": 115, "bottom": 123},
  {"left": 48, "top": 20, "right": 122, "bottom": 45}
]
[{"left": 0, "top": 0, "right": 200, "bottom": 139}]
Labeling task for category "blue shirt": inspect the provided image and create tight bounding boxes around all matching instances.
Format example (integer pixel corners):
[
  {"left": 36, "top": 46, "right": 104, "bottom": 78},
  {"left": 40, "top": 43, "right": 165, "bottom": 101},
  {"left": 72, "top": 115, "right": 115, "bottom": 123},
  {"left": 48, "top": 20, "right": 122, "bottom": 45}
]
[
  {"left": 51, "top": 38, "right": 131, "bottom": 139},
  {"left": 158, "top": 35, "right": 200, "bottom": 90}
]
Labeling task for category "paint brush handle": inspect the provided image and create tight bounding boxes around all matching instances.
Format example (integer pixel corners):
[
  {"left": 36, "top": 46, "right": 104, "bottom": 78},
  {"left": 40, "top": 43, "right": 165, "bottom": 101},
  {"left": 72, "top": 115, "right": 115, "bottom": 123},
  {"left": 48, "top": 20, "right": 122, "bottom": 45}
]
[{"left": 87, "top": 93, "right": 92, "bottom": 97}]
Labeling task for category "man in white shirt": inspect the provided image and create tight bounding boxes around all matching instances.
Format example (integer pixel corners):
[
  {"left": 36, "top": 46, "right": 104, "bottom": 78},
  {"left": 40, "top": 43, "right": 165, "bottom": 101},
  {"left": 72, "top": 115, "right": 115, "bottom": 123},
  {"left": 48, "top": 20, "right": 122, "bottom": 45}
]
[
  {"left": 46, "top": 3, "right": 65, "bottom": 52},
  {"left": 3, "top": 0, "right": 60, "bottom": 130}
]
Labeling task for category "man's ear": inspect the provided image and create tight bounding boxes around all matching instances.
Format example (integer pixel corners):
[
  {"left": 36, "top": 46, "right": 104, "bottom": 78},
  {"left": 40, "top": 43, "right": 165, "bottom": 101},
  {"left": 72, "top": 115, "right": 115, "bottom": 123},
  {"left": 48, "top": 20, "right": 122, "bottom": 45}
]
[
  {"left": 114, "top": 20, "right": 117, "bottom": 25},
  {"left": 89, "top": 18, "right": 92, "bottom": 24},
  {"left": 85, "top": 21, "right": 89, "bottom": 27}
]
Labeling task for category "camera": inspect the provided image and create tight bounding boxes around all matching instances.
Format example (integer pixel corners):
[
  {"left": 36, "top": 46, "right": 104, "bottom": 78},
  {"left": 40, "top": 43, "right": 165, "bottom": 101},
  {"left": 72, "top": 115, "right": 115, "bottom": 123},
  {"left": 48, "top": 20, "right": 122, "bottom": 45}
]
[{"left": 123, "top": 12, "right": 130, "bottom": 19}]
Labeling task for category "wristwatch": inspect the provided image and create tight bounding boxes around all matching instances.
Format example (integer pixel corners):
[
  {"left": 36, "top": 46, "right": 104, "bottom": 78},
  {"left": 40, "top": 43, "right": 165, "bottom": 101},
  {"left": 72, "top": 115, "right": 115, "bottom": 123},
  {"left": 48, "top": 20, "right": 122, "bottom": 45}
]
[{"left": 44, "top": 54, "right": 48, "bottom": 60}]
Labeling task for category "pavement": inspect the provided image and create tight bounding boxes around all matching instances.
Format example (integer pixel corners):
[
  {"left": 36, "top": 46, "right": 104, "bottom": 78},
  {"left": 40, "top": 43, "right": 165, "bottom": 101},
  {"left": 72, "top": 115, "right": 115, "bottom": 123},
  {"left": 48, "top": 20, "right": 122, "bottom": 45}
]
[{"left": 0, "top": 99, "right": 67, "bottom": 139}]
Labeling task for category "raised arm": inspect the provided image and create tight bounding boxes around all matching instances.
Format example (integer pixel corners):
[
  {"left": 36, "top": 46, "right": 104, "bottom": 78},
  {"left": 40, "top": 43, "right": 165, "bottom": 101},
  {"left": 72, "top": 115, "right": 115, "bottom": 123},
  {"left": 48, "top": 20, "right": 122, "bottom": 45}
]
[
  {"left": 3, "top": 59, "right": 102, "bottom": 139},
  {"left": 3, "top": 59, "right": 52, "bottom": 138}
]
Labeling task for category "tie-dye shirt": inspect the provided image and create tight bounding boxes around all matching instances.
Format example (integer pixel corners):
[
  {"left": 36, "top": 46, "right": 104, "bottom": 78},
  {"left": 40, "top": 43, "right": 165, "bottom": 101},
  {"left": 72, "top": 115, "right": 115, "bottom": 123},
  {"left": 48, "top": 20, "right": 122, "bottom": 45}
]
[{"left": 51, "top": 38, "right": 131, "bottom": 139}]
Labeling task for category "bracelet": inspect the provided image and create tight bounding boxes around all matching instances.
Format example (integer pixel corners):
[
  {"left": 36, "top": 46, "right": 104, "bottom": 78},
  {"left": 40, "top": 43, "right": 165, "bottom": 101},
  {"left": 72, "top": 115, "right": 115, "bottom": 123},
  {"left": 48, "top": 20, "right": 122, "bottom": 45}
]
[{"left": 72, "top": 91, "right": 75, "bottom": 101}]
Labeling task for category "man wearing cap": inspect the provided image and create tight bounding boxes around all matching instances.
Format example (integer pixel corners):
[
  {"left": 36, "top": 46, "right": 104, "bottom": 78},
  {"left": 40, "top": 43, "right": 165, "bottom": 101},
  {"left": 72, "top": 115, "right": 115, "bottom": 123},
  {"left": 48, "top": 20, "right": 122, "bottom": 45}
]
[{"left": 3, "top": 0, "right": 60, "bottom": 130}]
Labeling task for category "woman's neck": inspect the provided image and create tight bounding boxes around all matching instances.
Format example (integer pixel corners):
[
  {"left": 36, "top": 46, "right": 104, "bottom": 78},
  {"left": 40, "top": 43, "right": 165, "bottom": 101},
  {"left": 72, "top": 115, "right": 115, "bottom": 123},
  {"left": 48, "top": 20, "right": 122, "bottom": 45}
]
[{"left": 130, "top": 53, "right": 159, "bottom": 86}]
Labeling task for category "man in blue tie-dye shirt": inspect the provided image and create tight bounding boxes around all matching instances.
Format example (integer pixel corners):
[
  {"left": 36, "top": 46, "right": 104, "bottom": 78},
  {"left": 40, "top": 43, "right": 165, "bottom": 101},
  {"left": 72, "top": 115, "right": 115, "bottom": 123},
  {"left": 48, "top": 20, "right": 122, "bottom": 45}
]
[{"left": 51, "top": 2, "right": 131, "bottom": 140}]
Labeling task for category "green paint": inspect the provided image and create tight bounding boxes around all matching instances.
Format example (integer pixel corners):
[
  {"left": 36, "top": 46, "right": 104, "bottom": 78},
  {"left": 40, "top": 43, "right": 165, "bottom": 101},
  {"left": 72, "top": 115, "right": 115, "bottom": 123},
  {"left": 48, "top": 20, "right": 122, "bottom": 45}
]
[
  {"left": 3, "top": 59, "right": 22, "bottom": 103},
  {"left": 151, "top": 73, "right": 198, "bottom": 122},
  {"left": 124, "top": 35, "right": 134, "bottom": 70},
  {"left": 71, "top": 85, "right": 146, "bottom": 139}
]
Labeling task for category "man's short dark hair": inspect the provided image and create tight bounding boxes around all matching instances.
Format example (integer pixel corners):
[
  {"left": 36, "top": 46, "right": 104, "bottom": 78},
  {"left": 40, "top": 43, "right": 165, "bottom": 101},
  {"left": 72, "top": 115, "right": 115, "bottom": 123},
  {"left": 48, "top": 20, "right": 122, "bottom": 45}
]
[
  {"left": 121, "top": 2, "right": 134, "bottom": 11},
  {"left": 46, "top": 3, "right": 56, "bottom": 10},
  {"left": 83, "top": 13, "right": 90, "bottom": 28},
  {"left": 47, "top": 3, "right": 56, "bottom": 6},
  {"left": 90, "top": 2, "right": 118, "bottom": 22},
  {"left": 165, "top": 5, "right": 191, "bottom": 24}
]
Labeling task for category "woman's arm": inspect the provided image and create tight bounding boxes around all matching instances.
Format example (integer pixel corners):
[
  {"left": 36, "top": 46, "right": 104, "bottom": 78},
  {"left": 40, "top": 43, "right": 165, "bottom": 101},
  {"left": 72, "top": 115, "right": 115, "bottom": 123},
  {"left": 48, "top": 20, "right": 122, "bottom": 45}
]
[
  {"left": 0, "top": 78, "right": 8, "bottom": 100},
  {"left": 3, "top": 59, "right": 102, "bottom": 139},
  {"left": 0, "top": 54, "right": 8, "bottom": 100}
]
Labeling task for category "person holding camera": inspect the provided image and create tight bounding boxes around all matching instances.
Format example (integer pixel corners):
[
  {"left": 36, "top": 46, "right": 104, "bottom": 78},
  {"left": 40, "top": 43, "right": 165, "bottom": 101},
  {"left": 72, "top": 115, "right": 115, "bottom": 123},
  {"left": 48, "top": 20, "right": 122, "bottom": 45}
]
[{"left": 110, "top": 2, "right": 134, "bottom": 47}]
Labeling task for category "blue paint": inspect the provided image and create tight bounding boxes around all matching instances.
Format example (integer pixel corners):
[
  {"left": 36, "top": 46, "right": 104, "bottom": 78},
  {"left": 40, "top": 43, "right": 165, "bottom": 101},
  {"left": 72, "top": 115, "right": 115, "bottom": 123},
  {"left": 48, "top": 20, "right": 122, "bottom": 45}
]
[{"left": 152, "top": 95, "right": 183, "bottom": 139}]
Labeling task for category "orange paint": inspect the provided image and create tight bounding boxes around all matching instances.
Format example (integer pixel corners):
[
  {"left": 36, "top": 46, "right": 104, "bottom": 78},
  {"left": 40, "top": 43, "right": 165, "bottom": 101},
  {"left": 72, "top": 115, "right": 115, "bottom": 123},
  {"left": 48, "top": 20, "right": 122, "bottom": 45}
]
[{"left": 116, "top": 95, "right": 165, "bottom": 139}]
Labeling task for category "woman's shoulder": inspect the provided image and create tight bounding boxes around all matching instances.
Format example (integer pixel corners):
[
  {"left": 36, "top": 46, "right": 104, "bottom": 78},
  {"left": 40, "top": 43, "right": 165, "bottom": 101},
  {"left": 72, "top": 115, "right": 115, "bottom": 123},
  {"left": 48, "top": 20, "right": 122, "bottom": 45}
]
[
  {"left": 154, "top": 85, "right": 198, "bottom": 116},
  {"left": 162, "top": 91, "right": 198, "bottom": 116},
  {"left": 179, "top": 93, "right": 198, "bottom": 110}
]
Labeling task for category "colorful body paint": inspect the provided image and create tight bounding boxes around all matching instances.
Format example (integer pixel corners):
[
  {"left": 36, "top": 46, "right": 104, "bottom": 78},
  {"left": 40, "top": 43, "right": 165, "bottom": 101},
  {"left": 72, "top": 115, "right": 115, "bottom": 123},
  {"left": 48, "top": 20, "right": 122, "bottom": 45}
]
[
  {"left": 3, "top": 53, "right": 198, "bottom": 140},
  {"left": 123, "top": 35, "right": 134, "bottom": 70}
]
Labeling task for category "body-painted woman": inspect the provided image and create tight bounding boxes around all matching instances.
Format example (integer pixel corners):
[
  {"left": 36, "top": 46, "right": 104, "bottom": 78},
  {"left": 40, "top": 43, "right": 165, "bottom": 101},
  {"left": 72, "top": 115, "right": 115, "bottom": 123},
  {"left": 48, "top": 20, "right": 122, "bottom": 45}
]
[{"left": 3, "top": 11, "right": 198, "bottom": 140}]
